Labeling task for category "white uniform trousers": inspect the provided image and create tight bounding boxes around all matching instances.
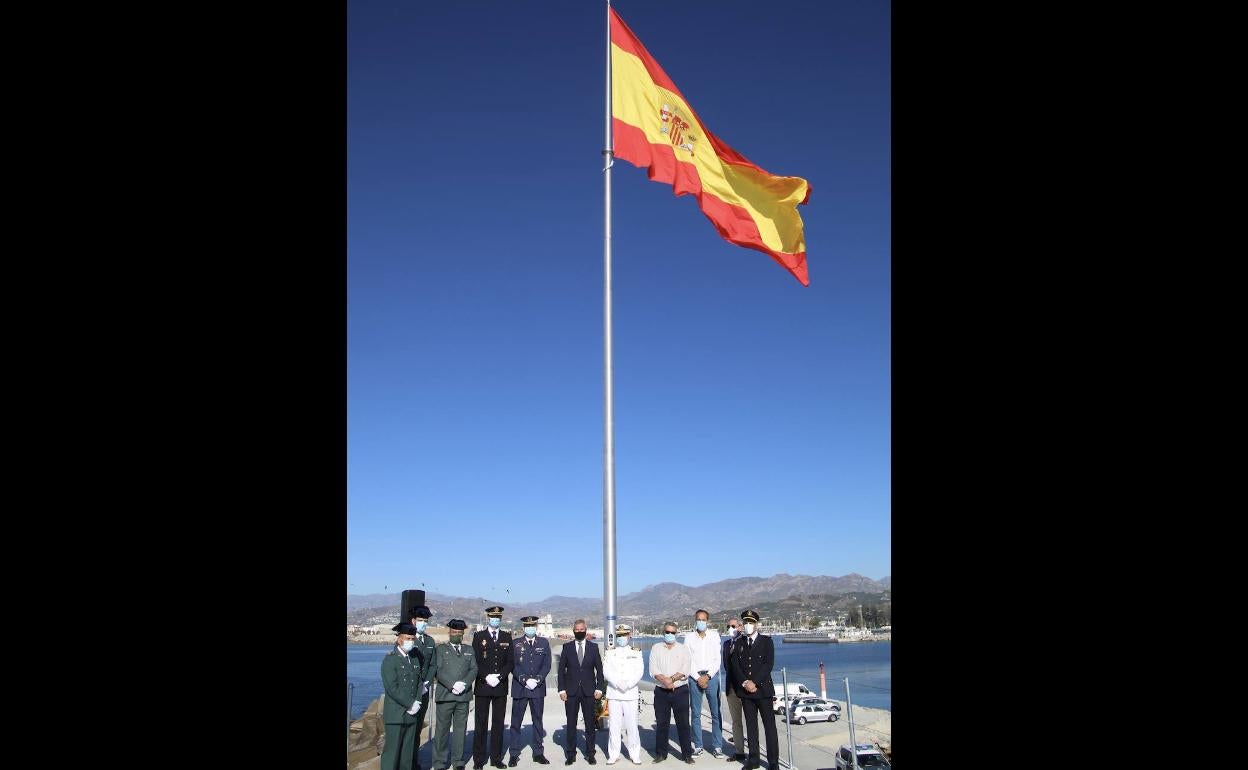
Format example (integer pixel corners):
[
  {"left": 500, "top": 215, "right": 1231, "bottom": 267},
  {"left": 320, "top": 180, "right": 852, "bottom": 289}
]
[{"left": 607, "top": 699, "right": 642, "bottom": 764}]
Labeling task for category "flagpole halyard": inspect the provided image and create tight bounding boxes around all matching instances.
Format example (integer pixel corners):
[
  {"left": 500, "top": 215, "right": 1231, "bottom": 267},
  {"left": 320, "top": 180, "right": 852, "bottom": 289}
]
[{"left": 602, "top": 0, "right": 618, "bottom": 647}]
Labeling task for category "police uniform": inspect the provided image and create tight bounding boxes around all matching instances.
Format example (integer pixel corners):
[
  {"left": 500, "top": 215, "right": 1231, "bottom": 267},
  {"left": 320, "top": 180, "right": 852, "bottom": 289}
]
[
  {"left": 382, "top": 623, "right": 429, "bottom": 770},
  {"left": 509, "top": 615, "right": 552, "bottom": 765},
  {"left": 727, "top": 611, "right": 778, "bottom": 770},
  {"left": 433, "top": 619, "right": 478, "bottom": 770},
  {"left": 472, "top": 606, "right": 514, "bottom": 770},
  {"left": 602, "top": 624, "right": 644, "bottom": 765},
  {"left": 408, "top": 605, "right": 440, "bottom": 770}
]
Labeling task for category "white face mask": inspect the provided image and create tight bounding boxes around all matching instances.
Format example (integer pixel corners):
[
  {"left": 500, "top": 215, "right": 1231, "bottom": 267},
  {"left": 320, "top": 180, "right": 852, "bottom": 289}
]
[
  {"left": 401, "top": 640, "right": 415, "bottom": 652},
  {"left": 695, "top": 620, "right": 707, "bottom": 632},
  {"left": 728, "top": 627, "right": 739, "bottom": 638},
  {"left": 616, "top": 636, "right": 629, "bottom": 647},
  {"left": 524, "top": 626, "right": 537, "bottom": 637},
  {"left": 415, "top": 621, "right": 427, "bottom": 633},
  {"left": 743, "top": 623, "right": 755, "bottom": 636},
  {"left": 489, "top": 618, "right": 501, "bottom": 629}
]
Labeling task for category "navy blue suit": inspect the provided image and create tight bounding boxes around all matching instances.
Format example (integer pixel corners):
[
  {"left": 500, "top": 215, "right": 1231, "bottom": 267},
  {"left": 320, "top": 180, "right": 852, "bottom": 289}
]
[
  {"left": 509, "top": 635, "right": 552, "bottom": 760},
  {"left": 557, "top": 639, "right": 605, "bottom": 758}
]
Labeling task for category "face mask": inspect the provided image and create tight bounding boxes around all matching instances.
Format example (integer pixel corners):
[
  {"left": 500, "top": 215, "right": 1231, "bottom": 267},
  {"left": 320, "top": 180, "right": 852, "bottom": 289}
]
[
  {"left": 524, "top": 626, "right": 537, "bottom": 637},
  {"left": 663, "top": 632, "right": 676, "bottom": 644},
  {"left": 728, "top": 627, "right": 739, "bottom": 638},
  {"left": 449, "top": 634, "right": 464, "bottom": 644},
  {"left": 489, "top": 617, "right": 501, "bottom": 629},
  {"left": 415, "top": 621, "right": 427, "bottom": 633},
  {"left": 616, "top": 636, "right": 629, "bottom": 647},
  {"left": 743, "top": 623, "right": 755, "bottom": 636},
  {"left": 401, "top": 640, "right": 415, "bottom": 652},
  {"left": 695, "top": 620, "right": 707, "bottom": 632},
  {"left": 574, "top": 631, "right": 587, "bottom": 641}
]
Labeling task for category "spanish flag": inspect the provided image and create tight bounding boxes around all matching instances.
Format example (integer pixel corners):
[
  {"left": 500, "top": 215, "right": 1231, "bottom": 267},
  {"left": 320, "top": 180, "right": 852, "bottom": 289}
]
[{"left": 610, "top": 7, "right": 812, "bottom": 286}]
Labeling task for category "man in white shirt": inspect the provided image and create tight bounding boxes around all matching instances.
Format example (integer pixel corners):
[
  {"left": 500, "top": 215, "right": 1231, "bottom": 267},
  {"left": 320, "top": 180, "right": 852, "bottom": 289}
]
[
  {"left": 602, "top": 624, "right": 644, "bottom": 765},
  {"left": 682, "top": 609, "right": 723, "bottom": 758},
  {"left": 647, "top": 621, "right": 694, "bottom": 764}
]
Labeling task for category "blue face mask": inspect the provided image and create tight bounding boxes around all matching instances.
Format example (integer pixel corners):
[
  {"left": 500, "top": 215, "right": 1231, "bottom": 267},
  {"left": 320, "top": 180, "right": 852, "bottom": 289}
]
[
  {"left": 616, "top": 636, "right": 629, "bottom": 647},
  {"left": 695, "top": 620, "right": 707, "bottom": 632},
  {"left": 524, "top": 626, "right": 537, "bottom": 637},
  {"left": 401, "top": 640, "right": 415, "bottom": 652},
  {"left": 489, "top": 618, "right": 501, "bottom": 629},
  {"left": 663, "top": 632, "right": 676, "bottom": 644},
  {"left": 415, "top": 621, "right": 427, "bottom": 633}
]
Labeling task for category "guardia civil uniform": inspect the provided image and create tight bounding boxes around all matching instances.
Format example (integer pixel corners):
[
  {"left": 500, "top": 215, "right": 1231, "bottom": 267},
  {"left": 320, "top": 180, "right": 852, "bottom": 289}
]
[
  {"left": 408, "top": 606, "right": 441, "bottom": 770},
  {"left": 382, "top": 623, "right": 430, "bottom": 770},
  {"left": 602, "top": 624, "right": 644, "bottom": 765},
  {"left": 433, "top": 619, "right": 478, "bottom": 770}
]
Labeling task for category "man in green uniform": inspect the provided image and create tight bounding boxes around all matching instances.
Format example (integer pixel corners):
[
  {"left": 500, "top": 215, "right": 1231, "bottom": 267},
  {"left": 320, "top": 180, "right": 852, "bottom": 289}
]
[
  {"left": 433, "top": 619, "right": 478, "bottom": 770},
  {"left": 406, "top": 604, "right": 441, "bottom": 770},
  {"left": 382, "top": 622, "right": 429, "bottom": 770}
]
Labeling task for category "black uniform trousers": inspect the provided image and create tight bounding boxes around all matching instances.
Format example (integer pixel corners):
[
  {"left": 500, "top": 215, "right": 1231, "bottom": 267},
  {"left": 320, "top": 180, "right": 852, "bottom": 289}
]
[
  {"left": 738, "top": 697, "right": 778, "bottom": 769},
  {"left": 473, "top": 694, "right": 508, "bottom": 765},
  {"left": 652, "top": 686, "right": 692, "bottom": 760},
  {"left": 563, "top": 692, "right": 598, "bottom": 758}
]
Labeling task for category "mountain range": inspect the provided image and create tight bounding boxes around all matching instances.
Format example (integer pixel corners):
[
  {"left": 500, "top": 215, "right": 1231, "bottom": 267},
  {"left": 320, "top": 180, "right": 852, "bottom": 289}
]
[{"left": 347, "top": 573, "right": 890, "bottom": 625}]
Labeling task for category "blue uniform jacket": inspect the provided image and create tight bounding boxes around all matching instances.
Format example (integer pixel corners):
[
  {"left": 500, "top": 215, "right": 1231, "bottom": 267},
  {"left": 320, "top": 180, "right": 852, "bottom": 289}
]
[{"left": 510, "top": 635, "right": 552, "bottom": 698}]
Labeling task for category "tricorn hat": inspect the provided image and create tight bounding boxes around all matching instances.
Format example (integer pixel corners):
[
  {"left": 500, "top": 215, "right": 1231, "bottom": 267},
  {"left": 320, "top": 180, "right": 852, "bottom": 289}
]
[
  {"left": 447, "top": 619, "right": 467, "bottom": 631},
  {"left": 392, "top": 622, "right": 419, "bottom": 634},
  {"left": 408, "top": 605, "right": 433, "bottom": 620}
]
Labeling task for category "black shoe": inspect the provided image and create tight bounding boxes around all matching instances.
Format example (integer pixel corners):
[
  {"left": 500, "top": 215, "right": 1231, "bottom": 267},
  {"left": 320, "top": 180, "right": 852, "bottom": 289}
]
[
  {"left": 683, "top": 759, "right": 696, "bottom": 765},
  {"left": 653, "top": 758, "right": 667, "bottom": 764},
  {"left": 494, "top": 763, "right": 508, "bottom": 769},
  {"left": 588, "top": 758, "right": 598, "bottom": 766},
  {"left": 730, "top": 757, "right": 746, "bottom": 763},
  {"left": 566, "top": 759, "right": 575, "bottom": 766},
  {"left": 476, "top": 764, "right": 486, "bottom": 769},
  {"left": 509, "top": 761, "right": 519, "bottom": 768},
  {"left": 456, "top": 766, "right": 466, "bottom": 770},
  {"left": 535, "top": 757, "right": 551, "bottom": 765}
]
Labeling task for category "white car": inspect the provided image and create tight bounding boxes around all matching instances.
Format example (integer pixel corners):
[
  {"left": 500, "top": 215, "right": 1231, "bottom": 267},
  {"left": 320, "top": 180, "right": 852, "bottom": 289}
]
[
  {"left": 789, "top": 696, "right": 841, "bottom": 712},
  {"left": 784, "top": 703, "right": 840, "bottom": 725},
  {"left": 834, "top": 743, "right": 891, "bottom": 768}
]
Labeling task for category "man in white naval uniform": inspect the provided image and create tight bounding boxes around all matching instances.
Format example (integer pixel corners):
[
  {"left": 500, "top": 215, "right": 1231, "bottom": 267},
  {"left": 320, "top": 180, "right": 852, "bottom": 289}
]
[{"left": 602, "top": 623, "right": 645, "bottom": 765}]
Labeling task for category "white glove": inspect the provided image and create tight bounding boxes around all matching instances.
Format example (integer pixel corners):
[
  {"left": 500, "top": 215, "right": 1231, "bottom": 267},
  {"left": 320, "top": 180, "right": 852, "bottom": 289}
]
[
  {"left": 421, "top": 682, "right": 430, "bottom": 695},
  {"left": 452, "top": 681, "right": 466, "bottom": 695},
  {"left": 593, "top": 690, "right": 603, "bottom": 699},
  {"left": 526, "top": 678, "right": 539, "bottom": 690},
  {"left": 486, "top": 673, "right": 501, "bottom": 687},
  {"left": 407, "top": 701, "right": 421, "bottom": 715}
]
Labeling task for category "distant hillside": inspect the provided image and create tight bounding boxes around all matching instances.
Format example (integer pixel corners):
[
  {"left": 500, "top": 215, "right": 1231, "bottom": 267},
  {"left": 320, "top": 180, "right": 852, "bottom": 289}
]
[{"left": 348, "top": 573, "right": 890, "bottom": 626}]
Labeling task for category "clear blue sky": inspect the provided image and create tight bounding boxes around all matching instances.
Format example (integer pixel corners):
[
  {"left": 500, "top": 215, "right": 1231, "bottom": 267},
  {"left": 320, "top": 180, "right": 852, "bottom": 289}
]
[{"left": 348, "top": 0, "right": 890, "bottom": 603}]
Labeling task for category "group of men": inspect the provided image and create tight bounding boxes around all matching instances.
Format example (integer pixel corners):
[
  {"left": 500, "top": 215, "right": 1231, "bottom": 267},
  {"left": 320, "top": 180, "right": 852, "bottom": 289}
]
[{"left": 379, "top": 605, "right": 780, "bottom": 770}]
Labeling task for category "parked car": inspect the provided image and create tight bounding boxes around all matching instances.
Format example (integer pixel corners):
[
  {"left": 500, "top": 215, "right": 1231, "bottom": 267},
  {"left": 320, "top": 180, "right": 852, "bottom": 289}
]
[
  {"left": 770, "top": 682, "right": 815, "bottom": 713},
  {"left": 784, "top": 703, "right": 840, "bottom": 725},
  {"left": 834, "top": 743, "right": 891, "bottom": 768},
  {"left": 789, "top": 696, "right": 841, "bottom": 712}
]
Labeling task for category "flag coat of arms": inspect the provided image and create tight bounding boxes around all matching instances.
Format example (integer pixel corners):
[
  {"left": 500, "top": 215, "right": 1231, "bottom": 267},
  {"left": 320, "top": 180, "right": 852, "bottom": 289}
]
[{"left": 610, "top": 7, "right": 813, "bottom": 286}]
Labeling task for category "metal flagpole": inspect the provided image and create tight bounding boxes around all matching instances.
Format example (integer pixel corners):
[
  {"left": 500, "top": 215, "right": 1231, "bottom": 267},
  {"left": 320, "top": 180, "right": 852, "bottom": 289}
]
[{"left": 602, "top": 0, "right": 618, "bottom": 647}]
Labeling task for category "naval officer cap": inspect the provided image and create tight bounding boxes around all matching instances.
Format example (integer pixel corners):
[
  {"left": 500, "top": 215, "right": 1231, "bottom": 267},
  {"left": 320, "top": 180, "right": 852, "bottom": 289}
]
[
  {"left": 520, "top": 615, "right": 539, "bottom": 624},
  {"left": 408, "top": 605, "right": 433, "bottom": 619},
  {"left": 740, "top": 609, "right": 760, "bottom": 623},
  {"left": 447, "top": 618, "right": 467, "bottom": 631},
  {"left": 485, "top": 606, "right": 505, "bottom": 617},
  {"left": 392, "top": 622, "right": 419, "bottom": 634},
  {"left": 614, "top": 623, "right": 631, "bottom": 635}
]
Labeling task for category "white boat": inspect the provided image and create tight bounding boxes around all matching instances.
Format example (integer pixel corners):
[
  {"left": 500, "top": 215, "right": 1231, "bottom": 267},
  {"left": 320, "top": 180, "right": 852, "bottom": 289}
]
[{"left": 779, "top": 630, "right": 838, "bottom": 643}]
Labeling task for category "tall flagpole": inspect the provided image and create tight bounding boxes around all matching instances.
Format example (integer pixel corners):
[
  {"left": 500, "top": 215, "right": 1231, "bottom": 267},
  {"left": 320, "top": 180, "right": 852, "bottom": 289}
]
[{"left": 602, "top": 0, "right": 617, "bottom": 645}]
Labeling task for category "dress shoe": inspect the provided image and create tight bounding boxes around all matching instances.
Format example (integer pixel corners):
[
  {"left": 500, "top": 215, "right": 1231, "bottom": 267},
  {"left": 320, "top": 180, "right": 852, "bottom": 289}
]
[
  {"left": 456, "top": 766, "right": 466, "bottom": 770},
  {"left": 475, "top": 764, "right": 486, "bottom": 769},
  {"left": 494, "top": 763, "right": 508, "bottom": 769},
  {"left": 683, "top": 759, "right": 696, "bottom": 765},
  {"left": 566, "top": 759, "right": 575, "bottom": 766},
  {"left": 606, "top": 761, "right": 618, "bottom": 766},
  {"left": 588, "top": 758, "right": 598, "bottom": 766},
  {"left": 535, "top": 757, "right": 551, "bottom": 765},
  {"left": 653, "top": 757, "right": 667, "bottom": 764},
  {"left": 729, "top": 756, "right": 746, "bottom": 763},
  {"left": 508, "top": 760, "right": 519, "bottom": 768}
]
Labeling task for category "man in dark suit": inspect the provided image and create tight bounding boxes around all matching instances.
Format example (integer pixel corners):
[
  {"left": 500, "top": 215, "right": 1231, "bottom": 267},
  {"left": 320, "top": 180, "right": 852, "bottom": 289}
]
[
  {"left": 557, "top": 618, "right": 606, "bottom": 765},
  {"left": 509, "top": 615, "right": 553, "bottom": 766},
  {"left": 720, "top": 617, "right": 747, "bottom": 762},
  {"left": 472, "top": 606, "right": 514, "bottom": 770},
  {"left": 728, "top": 611, "right": 778, "bottom": 770}
]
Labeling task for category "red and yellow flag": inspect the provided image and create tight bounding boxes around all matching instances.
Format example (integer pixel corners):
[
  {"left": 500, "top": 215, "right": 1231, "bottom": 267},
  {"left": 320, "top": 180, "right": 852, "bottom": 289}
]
[{"left": 610, "top": 7, "right": 812, "bottom": 286}]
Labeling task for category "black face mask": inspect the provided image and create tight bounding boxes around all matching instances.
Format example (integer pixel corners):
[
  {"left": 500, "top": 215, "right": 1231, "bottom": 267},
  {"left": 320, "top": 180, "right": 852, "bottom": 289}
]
[{"left": 574, "top": 631, "right": 587, "bottom": 641}]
